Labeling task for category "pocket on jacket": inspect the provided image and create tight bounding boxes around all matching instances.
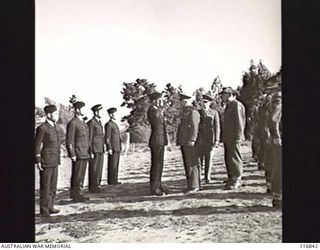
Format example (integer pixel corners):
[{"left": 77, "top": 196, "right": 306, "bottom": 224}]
[{"left": 41, "top": 149, "right": 58, "bottom": 165}]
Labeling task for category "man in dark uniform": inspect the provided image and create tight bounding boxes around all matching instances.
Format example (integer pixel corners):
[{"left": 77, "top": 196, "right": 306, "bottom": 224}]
[
  {"left": 266, "top": 92, "right": 282, "bottom": 208},
  {"left": 177, "top": 93, "right": 201, "bottom": 193},
  {"left": 35, "top": 105, "right": 61, "bottom": 217},
  {"left": 219, "top": 87, "right": 246, "bottom": 190},
  {"left": 87, "top": 104, "right": 105, "bottom": 193},
  {"left": 257, "top": 95, "right": 272, "bottom": 171},
  {"left": 105, "top": 107, "right": 122, "bottom": 185},
  {"left": 147, "top": 92, "right": 168, "bottom": 196},
  {"left": 196, "top": 94, "right": 220, "bottom": 184},
  {"left": 66, "top": 101, "right": 90, "bottom": 202}
]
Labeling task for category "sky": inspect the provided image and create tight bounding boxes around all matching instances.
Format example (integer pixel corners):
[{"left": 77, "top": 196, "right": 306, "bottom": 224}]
[{"left": 36, "top": 0, "right": 281, "bottom": 119}]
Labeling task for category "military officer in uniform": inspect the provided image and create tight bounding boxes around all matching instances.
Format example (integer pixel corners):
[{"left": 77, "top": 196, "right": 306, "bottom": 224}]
[
  {"left": 147, "top": 92, "right": 168, "bottom": 196},
  {"left": 87, "top": 104, "right": 105, "bottom": 193},
  {"left": 266, "top": 92, "right": 282, "bottom": 208},
  {"left": 35, "top": 105, "right": 61, "bottom": 217},
  {"left": 66, "top": 101, "right": 90, "bottom": 202},
  {"left": 196, "top": 94, "right": 220, "bottom": 184},
  {"left": 257, "top": 95, "right": 273, "bottom": 171},
  {"left": 105, "top": 107, "right": 122, "bottom": 185},
  {"left": 219, "top": 87, "right": 246, "bottom": 190},
  {"left": 177, "top": 93, "right": 201, "bottom": 193}
]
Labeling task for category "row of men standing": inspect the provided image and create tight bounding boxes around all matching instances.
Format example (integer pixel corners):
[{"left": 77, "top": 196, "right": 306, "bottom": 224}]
[
  {"left": 251, "top": 92, "right": 282, "bottom": 207},
  {"left": 146, "top": 86, "right": 246, "bottom": 196},
  {"left": 35, "top": 102, "right": 122, "bottom": 217}
]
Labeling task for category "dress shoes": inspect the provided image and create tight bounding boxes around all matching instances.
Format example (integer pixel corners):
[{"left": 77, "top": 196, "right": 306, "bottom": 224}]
[
  {"left": 272, "top": 199, "right": 282, "bottom": 208},
  {"left": 109, "top": 182, "right": 122, "bottom": 185},
  {"left": 184, "top": 188, "right": 200, "bottom": 194},
  {"left": 204, "top": 179, "right": 212, "bottom": 184},
  {"left": 223, "top": 179, "right": 231, "bottom": 184},
  {"left": 49, "top": 209, "right": 60, "bottom": 214},
  {"left": 151, "top": 190, "right": 166, "bottom": 196},
  {"left": 40, "top": 212, "right": 51, "bottom": 218},
  {"left": 156, "top": 192, "right": 166, "bottom": 196},
  {"left": 89, "top": 187, "right": 101, "bottom": 193},
  {"left": 72, "top": 195, "right": 90, "bottom": 202},
  {"left": 225, "top": 180, "right": 242, "bottom": 190}
]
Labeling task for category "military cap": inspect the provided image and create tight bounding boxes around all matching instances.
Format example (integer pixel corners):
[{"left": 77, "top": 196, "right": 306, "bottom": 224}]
[
  {"left": 219, "top": 87, "right": 233, "bottom": 95},
  {"left": 73, "top": 101, "right": 85, "bottom": 109},
  {"left": 149, "top": 92, "right": 162, "bottom": 101},
  {"left": 179, "top": 93, "right": 191, "bottom": 100},
  {"left": 44, "top": 104, "right": 57, "bottom": 114},
  {"left": 91, "top": 104, "right": 102, "bottom": 112},
  {"left": 107, "top": 107, "right": 117, "bottom": 114},
  {"left": 202, "top": 94, "right": 213, "bottom": 102}
]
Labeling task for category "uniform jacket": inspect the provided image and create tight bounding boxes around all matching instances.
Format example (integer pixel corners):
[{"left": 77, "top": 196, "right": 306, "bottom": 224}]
[
  {"left": 35, "top": 121, "right": 61, "bottom": 167},
  {"left": 177, "top": 106, "right": 200, "bottom": 146},
  {"left": 267, "top": 103, "right": 282, "bottom": 144},
  {"left": 147, "top": 105, "right": 168, "bottom": 147},
  {"left": 222, "top": 99, "right": 246, "bottom": 143},
  {"left": 105, "top": 120, "right": 121, "bottom": 152},
  {"left": 66, "top": 116, "right": 90, "bottom": 159},
  {"left": 87, "top": 117, "right": 105, "bottom": 154},
  {"left": 196, "top": 108, "right": 220, "bottom": 146},
  {"left": 257, "top": 101, "right": 272, "bottom": 140}
]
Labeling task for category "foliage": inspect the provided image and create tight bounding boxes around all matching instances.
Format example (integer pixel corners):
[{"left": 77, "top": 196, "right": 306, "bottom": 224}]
[
  {"left": 120, "top": 79, "right": 156, "bottom": 142},
  {"left": 162, "top": 83, "right": 184, "bottom": 143},
  {"left": 35, "top": 106, "right": 45, "bottom": 120},
  {"left": 193, "top": 76, "right": 224, "bottom": 114},
  {"left": 238, "top": 60, "right": 280, "bottom": 139}
]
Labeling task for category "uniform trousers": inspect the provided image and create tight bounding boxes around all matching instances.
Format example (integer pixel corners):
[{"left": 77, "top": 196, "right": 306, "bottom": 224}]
[
  {"left": 70, "top": 159, "right": 88, "bottom": 198},
  {"left": 258, "top": 133, "right": 268, "bottom": 168},
  {"left": 89, "top": 153, "right": 104, "bottom": 189},
  {"left": 271, "top": 144, "right": 282, "bottom": 198},
  {"left": 198, "top": 146, "right": 213, "bottom": 180},
  {"left": 150, "top": 146, "right": 164, "bottom": 194},
  {"left": 251, "top": 136, "right": 260, "bottom": 160},
  {"left": 181, "top": 146, "right": 200, "bottom": 189},
  {"left": 264, "top": 143, "right": 273, "bottom": 185},
  {"left": 108, "top": 152, "right": 120, "bottom": 184},
  {"left": 224, "top": 142, "right": 243, "bottom": 180},
  {"left": 40, "top": 166, "right": 58, "bottom": 214}
]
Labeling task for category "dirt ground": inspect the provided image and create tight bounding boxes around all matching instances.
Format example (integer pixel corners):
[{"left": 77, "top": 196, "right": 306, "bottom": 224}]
[{"left": 35, "top": 142, "right": 281, "bottom": 243}]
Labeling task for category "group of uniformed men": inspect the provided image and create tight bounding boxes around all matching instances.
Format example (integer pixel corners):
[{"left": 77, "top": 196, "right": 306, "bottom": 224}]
[
  {"left": 35, "top": 102, "right": 121, "bottom": 217},
  {"left": 35, "top": 86, "right": 282, "bottom": 217},
  {"left": 251, "top": 91, "right": 282, "bottom": 207}
]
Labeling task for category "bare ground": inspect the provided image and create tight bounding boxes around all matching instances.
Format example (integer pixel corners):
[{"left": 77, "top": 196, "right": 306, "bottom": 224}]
[{"left": 35, "top": 142, "right": 281, "bottom": 243}]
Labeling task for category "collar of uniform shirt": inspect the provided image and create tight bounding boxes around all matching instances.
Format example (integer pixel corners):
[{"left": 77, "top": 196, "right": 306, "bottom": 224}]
[
  {"left": 75, "top": 114, "right": 85, "bottom": 122},
  {"left": 94, "top": 116, "right": 101, "bottom": 123},
  {"left": 46, "top": 119, "right": 55, "bottom": 127}
]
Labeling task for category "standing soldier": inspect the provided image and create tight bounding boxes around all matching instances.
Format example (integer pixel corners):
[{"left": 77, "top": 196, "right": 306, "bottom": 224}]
[
  {"left": 177, "top": 93, "right": 201, "bottom": 193},
  {"left": 87, "top": 104, "right": 105, "bottom": 193},
  {"left": 257, "top": 95, "right": 273, "bottom": 170},
  {"left": 66, "top": 101, "right": 90, "bottom": 202},
  {"left": 147, "top": 92, "right": 168, "bottom": 196},
  {"left": 267, "top": 92, "right": 282, "bottom": 207},
  {"left": 35, "top": 105, "right": 61, "bottom": 217},
  {"left": 219, "top": 87, "right": 246, "bottom": 190},
  {"left": 196, "top": 94, "right": 220, "bottom": 184},
  {"left": 105, "top": 108, "right": 122, "bottom": 185}
]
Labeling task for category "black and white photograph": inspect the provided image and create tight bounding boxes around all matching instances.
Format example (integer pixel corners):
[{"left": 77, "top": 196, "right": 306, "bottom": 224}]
[{"left": 34, "top": 0, "right": 282, "bottom": 243}]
